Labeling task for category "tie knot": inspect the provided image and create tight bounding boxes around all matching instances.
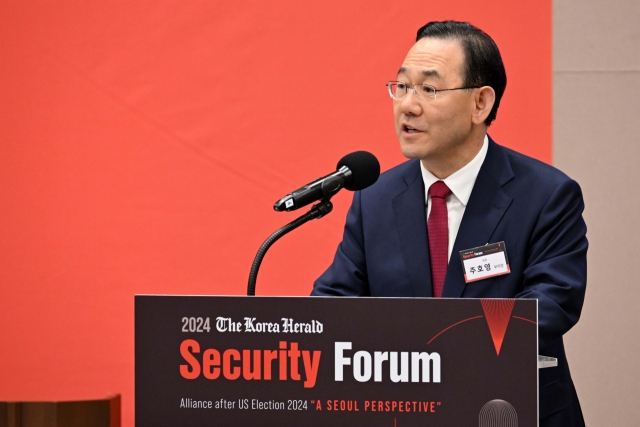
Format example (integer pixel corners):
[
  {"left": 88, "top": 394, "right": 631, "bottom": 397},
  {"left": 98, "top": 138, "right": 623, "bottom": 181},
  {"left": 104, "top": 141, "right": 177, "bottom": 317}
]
[{"left": 429, "top": 181, "right": 451, "bottom": 199}]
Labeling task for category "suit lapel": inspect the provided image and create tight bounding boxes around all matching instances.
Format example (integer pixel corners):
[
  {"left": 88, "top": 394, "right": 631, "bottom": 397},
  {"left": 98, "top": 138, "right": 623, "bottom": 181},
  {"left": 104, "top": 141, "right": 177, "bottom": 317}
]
[
  {"left": 392, "top": 161, "right": 432, "bottom": 297},
  {"left": 442, "top": 139, "right": 515, "bottom": 298}
]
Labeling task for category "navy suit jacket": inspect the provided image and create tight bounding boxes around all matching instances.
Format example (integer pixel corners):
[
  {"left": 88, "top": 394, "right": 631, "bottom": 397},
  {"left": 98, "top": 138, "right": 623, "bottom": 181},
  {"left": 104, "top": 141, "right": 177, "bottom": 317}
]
[{"left": 312, "top": 138, "right": 587, "bottom": 426}]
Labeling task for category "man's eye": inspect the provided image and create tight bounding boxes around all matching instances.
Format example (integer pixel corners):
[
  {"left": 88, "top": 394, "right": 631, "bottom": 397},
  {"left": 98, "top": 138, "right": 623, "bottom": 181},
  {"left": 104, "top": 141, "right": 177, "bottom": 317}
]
[
  {"left": 420, "top": 85, "right": 435, "bottom": 94},
  {"left": 397, "top": 83, "right": 407, "bottom": 90}
]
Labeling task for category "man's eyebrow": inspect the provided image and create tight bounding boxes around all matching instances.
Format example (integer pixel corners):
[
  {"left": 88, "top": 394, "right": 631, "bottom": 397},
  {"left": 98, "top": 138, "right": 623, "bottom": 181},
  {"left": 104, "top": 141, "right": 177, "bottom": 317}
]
[
  {"left": 421, "top": 69, "right": 442, "bottom": 79},
  {"left": 396, "top": 67, "right": 442, "bottom": 79}
]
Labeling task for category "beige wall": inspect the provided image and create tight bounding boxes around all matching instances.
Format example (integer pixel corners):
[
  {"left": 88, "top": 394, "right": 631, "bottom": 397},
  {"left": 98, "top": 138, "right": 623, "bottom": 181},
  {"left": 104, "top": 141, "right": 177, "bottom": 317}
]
[{"left": 554, "top": 1, "right": 640, "bottom": 425}]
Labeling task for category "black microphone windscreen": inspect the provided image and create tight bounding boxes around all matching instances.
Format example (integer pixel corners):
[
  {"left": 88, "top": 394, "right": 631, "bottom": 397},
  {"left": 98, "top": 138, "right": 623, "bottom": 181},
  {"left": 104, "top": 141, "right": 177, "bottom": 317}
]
[{"left": 337, "top": 151, "right": 380, "bottom": 191}]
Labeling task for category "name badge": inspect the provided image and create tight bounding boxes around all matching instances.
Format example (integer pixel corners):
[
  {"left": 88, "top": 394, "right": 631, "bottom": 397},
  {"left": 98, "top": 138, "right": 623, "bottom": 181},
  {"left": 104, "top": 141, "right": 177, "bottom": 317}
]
[{"left": 459, "top": 241, "right": 510, "bottom": 283}]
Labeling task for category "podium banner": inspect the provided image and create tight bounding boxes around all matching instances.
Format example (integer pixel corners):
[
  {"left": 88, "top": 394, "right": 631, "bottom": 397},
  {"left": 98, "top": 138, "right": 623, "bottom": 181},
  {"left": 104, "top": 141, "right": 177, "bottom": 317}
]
[{"left": 135, "top": 295, "right": 537, "bottom": 426}]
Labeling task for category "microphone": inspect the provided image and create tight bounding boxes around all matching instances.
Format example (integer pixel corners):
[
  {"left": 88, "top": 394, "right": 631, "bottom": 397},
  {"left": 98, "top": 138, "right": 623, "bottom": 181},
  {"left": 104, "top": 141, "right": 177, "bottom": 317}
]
[{"left": 273, "top": 151, "right": 380, "bottom": 212}]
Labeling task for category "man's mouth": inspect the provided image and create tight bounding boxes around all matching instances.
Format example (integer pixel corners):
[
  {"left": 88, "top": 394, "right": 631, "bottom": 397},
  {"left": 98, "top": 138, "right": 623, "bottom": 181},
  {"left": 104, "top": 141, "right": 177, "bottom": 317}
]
[{"left": 403, "top": 124, "right": 422, "bottom": 133}]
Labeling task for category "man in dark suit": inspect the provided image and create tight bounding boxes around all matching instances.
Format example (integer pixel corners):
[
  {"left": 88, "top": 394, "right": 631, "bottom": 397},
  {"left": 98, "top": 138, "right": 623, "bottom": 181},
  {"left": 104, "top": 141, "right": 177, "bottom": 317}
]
[{"left": 312, "top": 21, "right": 587, "bottom": 426}]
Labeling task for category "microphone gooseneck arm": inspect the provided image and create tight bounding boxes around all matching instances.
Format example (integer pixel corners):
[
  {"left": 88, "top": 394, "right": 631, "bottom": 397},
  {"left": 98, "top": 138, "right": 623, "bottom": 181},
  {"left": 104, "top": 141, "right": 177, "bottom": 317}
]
[
  {"left": 247, "top": 199, "right": 333, "bottom": 296},
  {"left": 248, "top": 151, "right": 380, "bottom": 295}
]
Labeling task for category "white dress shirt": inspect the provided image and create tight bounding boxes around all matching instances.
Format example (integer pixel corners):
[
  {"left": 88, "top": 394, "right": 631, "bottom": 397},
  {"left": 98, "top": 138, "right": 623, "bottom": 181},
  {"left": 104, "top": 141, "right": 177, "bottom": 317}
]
[{"left": 420, "top": 135, "right": 489, "bottom": 261}]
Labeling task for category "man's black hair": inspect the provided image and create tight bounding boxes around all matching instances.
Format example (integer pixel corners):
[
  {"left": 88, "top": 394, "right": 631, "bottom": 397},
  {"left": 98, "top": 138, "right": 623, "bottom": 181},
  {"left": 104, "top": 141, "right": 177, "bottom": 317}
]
[{"left": 416, "top": 21, "right": 507, "bottom": 126}]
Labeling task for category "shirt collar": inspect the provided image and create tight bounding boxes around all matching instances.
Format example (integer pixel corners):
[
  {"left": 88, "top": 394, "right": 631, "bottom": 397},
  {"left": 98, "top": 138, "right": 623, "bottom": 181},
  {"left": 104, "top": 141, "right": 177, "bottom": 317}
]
[{"left": 420, "top": 134, "right": 489, "bottom": 206}]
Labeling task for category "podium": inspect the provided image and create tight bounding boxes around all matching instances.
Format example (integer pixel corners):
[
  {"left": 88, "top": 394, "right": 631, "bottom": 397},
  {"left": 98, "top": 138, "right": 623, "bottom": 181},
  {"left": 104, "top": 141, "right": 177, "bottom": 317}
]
[
  {"left": 0, "top": 396, "right": 120, "bottom": 427},
  {"left": 136, "top": 295, "right": 544, "bottom": 426}
]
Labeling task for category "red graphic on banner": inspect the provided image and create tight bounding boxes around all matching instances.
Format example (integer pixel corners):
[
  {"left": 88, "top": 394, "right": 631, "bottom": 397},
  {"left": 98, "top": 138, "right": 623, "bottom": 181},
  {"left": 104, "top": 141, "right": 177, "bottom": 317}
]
[
  {"left": 480, "top": 299, "right": 515, "bottom": 355},
  {"left": 427, "top": 316, "right": 484, "bottom": 345}
]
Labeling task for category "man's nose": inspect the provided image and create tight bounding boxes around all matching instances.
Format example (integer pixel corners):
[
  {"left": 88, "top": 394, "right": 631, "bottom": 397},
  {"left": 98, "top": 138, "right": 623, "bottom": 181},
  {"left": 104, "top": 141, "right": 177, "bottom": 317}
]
[{"left": 399, "top": 90, "right": 422, "bottom": 115}]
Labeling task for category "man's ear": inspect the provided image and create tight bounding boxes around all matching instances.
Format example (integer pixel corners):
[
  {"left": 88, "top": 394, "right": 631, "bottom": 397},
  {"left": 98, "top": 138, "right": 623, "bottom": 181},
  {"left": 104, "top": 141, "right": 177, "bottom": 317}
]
[{"left": 471, "top": 86, "right": 496, "bottom": 125}]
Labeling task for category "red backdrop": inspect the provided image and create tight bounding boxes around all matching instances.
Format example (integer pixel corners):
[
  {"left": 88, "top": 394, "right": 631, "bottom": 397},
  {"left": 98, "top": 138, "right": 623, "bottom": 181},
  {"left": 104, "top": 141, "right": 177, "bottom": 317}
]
[{"left": 0, "top": 1, "right": 550, "bottom": 425}]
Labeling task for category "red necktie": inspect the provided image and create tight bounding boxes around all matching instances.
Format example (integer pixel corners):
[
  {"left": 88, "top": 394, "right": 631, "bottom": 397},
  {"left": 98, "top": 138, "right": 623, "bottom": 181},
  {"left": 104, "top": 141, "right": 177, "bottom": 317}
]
[{"left": 428, "top": 181, "right": 452, "bottom": 298}]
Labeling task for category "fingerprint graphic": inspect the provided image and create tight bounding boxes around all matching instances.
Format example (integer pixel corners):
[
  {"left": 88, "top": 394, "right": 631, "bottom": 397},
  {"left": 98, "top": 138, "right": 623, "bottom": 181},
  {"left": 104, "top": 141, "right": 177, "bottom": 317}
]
[{"left": 479, "top": 399, "right": 518, "bottom": 427}]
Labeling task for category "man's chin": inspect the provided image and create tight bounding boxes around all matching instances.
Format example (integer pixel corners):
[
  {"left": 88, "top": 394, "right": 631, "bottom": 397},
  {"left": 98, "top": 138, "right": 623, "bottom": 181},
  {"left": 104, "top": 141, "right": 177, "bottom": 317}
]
[{"left": 399, "top": 142, "right": 429, "bottom": 161}]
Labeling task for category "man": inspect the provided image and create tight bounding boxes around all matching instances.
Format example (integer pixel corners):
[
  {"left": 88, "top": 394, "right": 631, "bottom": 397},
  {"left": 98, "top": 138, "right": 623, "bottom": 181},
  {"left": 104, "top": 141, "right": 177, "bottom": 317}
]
[{"left": 312, "top": 21, "right": 587, "bottom": 427}]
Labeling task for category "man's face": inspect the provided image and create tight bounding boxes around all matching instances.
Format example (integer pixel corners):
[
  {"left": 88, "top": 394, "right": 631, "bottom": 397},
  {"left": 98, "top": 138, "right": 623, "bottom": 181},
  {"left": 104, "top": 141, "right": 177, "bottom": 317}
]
[{"left": 393, "top": 37, "right": 477, "bottom": 163}]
